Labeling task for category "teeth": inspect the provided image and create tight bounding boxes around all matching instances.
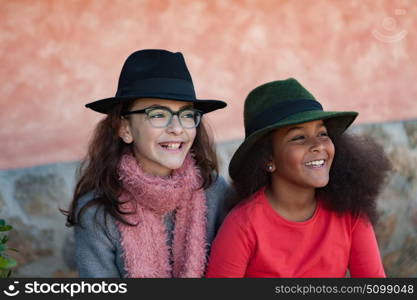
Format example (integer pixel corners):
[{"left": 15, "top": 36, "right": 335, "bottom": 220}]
[
  {"left": 305, "top": 160, "right": 325, "bottom": 166},
  {"left": 161, "top": 143, "right": 181, "bottom": 150}
]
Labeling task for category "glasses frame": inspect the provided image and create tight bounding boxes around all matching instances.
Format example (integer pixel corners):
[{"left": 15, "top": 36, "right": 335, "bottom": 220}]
[{"left": 122, "top": 105, "right": 204, "bottom": 129}]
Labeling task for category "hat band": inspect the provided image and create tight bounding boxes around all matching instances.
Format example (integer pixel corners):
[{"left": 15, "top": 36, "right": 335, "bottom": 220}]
[
  {"left": 245, "top": 99, "right": 323, "bottom": 137},
  {"left": 116, "top": 78, "right": 196, "bottom": 99}
]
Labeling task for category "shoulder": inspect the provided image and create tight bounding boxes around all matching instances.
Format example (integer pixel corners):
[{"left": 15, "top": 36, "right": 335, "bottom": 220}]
[
  {"left": 75, "top": 191, "right": 119, "bottom": 239},
  {"left": 76, "top": 191, "right": 96, "bottom": 213},
  {"left": 225, "top": 188, "right": 265, "bottom": 224},
  {"left": 204, "top": 175, "right": 233, "bottom": 205},
  {"left": 74, "top": 193, "right": 124, "bottom": 277},
  {"left": 320, "top": 200, "right": 372, "bottom": 231},
  {"left": 214, "top": 189, "right": 265, "bottom": 243},
  {"left": 75, "top": 191, "right": 103, "bottom": 226},
  {"left": 204, "top": 174, "right": 230, "bottom": 195},
  {"left": 203, "top": 175, "right": 233, "bottom": 218}
]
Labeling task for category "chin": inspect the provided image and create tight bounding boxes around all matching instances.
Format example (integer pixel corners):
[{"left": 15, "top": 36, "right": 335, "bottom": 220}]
[
  {"left": 314, "top": 179, "right": 330, "bottom": 188},
  {"left": 161, "top": 159, "right": 187, "bottom": 170},
  {"left": 164, "top": 164, "right": 184, "bottom": 170}
]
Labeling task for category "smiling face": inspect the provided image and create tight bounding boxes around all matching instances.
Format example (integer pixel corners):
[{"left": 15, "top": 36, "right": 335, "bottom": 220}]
[
  {"left": 118, "top": 98, "right": 197, "bottom": 177},
  {"left": 270, "top": 119, "right": 335, "bottom": 190}
]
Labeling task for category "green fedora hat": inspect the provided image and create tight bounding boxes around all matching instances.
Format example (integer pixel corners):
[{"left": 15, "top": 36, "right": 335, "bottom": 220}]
[{"left": 229, "top": 78, "right": 358, "bottom": 180}]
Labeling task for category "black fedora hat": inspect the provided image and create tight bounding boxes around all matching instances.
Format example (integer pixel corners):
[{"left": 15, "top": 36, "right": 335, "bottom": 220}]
[{"left": 86, "top": 49, "right": 227, "bottom": 114}]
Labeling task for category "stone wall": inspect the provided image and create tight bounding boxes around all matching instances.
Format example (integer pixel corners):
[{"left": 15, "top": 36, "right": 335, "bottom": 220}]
[
  {"left": 0, "top": 161, "right": 78, "bottom": 277},
  {"left": 1, "top": 119, "right": 417, "bottom": 277},
  {"left": 354, "top": 121, "right": 417, "bottom": 277}
]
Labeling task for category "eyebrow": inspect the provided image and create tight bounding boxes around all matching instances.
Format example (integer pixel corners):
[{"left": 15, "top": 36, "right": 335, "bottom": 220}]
[
  {"left": 180, "top": 104, "right": 193, "bottom": 109},
  {"left": 285, "top": 122, "right": 326, "bottom": 134}
]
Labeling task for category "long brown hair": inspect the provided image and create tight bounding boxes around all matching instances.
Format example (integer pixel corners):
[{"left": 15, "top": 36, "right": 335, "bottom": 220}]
[
  {"left": 63, "top": 100, "right": 218, "bottom": 227},
  {"left": 231, "top": 130, "right": 391, "bottom": 225}
]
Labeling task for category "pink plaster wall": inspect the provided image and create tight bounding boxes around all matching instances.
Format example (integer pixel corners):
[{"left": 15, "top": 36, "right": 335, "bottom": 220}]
[{"left": 0, "top": 0, "right": 416, "bottom": 169}]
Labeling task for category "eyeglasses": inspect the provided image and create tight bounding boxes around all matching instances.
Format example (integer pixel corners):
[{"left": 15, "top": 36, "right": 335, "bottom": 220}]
[{"left": 123, "top": 106, "right": 203, "bottom": 129}]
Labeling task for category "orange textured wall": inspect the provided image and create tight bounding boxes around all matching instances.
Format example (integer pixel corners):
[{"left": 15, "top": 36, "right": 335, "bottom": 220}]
[{"left": 1, "top": 0, "right": 416, "bottom": 169}]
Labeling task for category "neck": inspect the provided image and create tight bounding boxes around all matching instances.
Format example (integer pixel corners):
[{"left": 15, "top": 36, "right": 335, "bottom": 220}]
[
  {"left": 133, "top": 150, "right": 172, "bottom": 177},
  {"left": 266, "top": 175, "right": 317, "bottom": 222}
]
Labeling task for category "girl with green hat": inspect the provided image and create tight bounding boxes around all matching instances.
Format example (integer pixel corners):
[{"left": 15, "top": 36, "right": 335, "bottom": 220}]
[{"left": 206, "top": 78, "right": 391, "bottom": 278}]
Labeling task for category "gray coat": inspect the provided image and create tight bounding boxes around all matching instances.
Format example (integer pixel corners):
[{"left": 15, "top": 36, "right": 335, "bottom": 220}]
[{"left": 74, "top": 176, "right": 232, "bottom": 277}]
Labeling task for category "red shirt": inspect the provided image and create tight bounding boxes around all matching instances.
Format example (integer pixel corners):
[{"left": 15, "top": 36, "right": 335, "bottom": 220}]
[{"left": 206, "top": 187, "right": 385, "bottom": 278}]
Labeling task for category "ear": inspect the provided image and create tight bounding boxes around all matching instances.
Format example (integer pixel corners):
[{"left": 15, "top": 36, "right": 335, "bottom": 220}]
[
  {"left": 118, "top": 117, "right": 133, "bottom": 144},
  {"left": 266, "top": 159, "right": 276, "bottom": 173},
  {"left": 266, "top": 163, "right": 276, "bottom": 172}
]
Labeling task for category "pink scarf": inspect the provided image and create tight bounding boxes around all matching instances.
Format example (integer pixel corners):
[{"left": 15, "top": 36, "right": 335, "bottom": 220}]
[{"left": 116, "top": 153, "right": 207, "bottom": 278}]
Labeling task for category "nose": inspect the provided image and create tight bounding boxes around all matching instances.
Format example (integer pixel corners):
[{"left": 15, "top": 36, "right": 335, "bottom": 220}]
[
  {"left": 310, "top": 137, "right": 325, "bottom": 152},
  {"left": 166, "top": 115, "right": 184, "bottom": 135}
]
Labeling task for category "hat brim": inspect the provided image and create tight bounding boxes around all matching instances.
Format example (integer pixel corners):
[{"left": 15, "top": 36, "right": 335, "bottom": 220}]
[
  {"left": 85, "top": 95, "right": 227, "bottom": 114},
  {"left": 228, "top": 110, "right": 358, "bottom": 180}
]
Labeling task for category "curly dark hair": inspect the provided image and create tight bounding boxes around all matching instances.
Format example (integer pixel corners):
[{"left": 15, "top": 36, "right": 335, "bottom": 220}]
[
  {"left": 231, "top": 130, "right": 392, "bottom": 225},
  {"left": 62, "top": 100, "right": 219, "bottom": 228}
]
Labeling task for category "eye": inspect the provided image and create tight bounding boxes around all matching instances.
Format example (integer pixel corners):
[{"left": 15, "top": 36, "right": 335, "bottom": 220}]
[
  {"left": 148, "top": 110, "right": 169, "bottom": 119},
  {"left": 290, "top": 135, "right": 305, "bottom": 141},
  {"left": 149, "top": 113, "right": 165, "bottom": 119},
  {"left": 182, "top": 113, "right": 195, "bottom": 119},
  {"left": 318, "top": 131, "right": 329, "bottom": 137},
  {"left": 180, "top": 110, "right": 196, "bottom": 119}
]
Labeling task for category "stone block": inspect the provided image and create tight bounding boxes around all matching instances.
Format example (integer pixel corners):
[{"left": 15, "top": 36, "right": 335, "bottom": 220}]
[
  {"left": 388, "top": 146, "right": 417, "bottom": 181},
  {"left": 383, "top": 235, "right": 417, "bottom": 277},
  {"left": 6, "top": 218, "right": 55, "bottom": 276},
  {"left": 0, "top": 191, "right": 4, "bottom": 212},
  {"left": 14, "top": 173, "right": 69, "bottom": 217},
  {"left": 404, "top": 121, "right": 417, "bottom": 149},
  {"left": 375, "top": 213, "right": 397, "bottom": 250}
]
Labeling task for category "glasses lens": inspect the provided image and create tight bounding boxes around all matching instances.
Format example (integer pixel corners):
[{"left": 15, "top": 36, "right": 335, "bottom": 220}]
[
  {"left": 179, "top": 109, "right": 201, "bottom": 128},
  {"left": 146, "top": 108, "right": 171, "bottom": 128}
]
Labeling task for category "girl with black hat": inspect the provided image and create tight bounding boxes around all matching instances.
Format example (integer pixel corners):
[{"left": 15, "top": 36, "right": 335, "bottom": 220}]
[
  {"left": 63, "top": 49, "right": 231, "bottom": 277},
  {"left": 206, "top": 78, "right": 390, "bottom": 278}
]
